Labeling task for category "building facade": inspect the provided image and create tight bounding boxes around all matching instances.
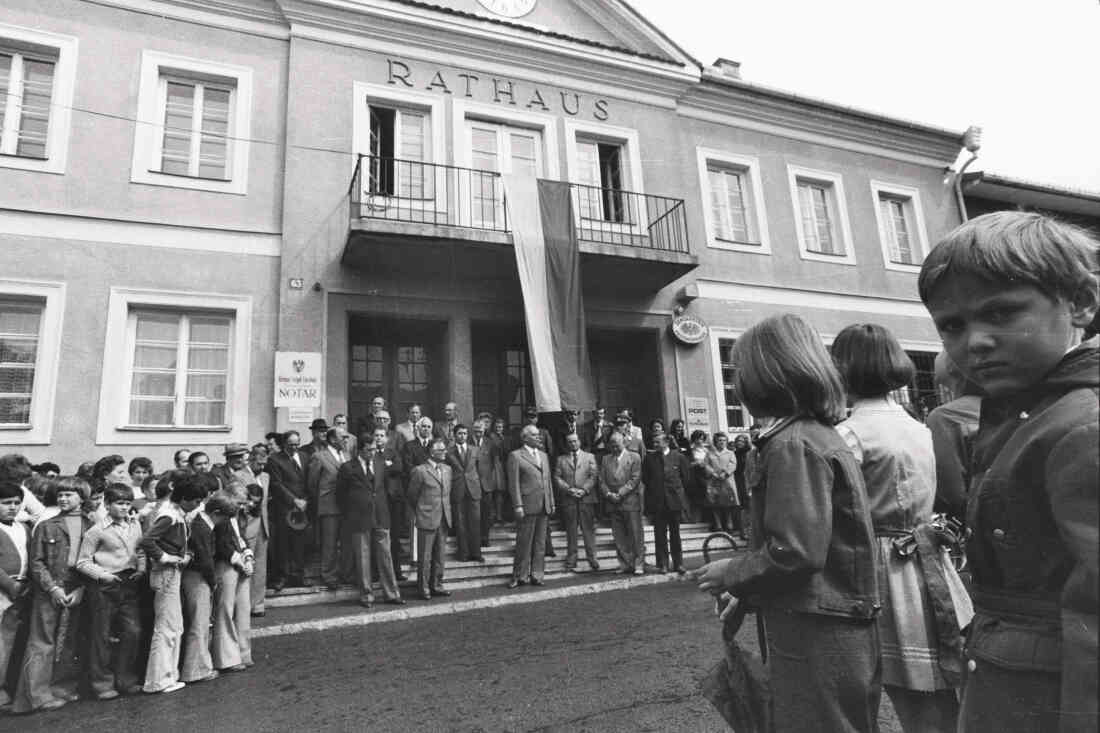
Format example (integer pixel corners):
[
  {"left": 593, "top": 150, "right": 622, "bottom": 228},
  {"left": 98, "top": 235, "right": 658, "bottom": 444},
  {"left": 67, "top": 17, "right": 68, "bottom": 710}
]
[{"left": 1, "top": 0, "right": 969, "bottom": 467}]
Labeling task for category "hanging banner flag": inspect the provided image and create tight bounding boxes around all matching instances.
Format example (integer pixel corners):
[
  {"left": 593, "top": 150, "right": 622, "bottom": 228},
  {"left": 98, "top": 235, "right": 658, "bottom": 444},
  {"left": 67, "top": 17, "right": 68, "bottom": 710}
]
[{"left": 504, "top": 175, "right": 595, "bottom": 413}]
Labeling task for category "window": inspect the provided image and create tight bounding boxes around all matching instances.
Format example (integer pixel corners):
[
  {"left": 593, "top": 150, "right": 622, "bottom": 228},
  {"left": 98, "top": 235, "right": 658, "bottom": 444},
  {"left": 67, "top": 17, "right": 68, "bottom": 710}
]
[
  {"left": 96, "top": 288, "right": 251, "bottom": 445},
  {"left": 787, "top": 166, "right": 855, "bottom": 264},
  {"left": 467, "top": 119, "right": 543, "bottom": 226},
  {"left": 0, "top": 299, "right": 42, "bottom": 425},
  {"left": 158, "top": 76, "right": 234, "bottom": 180},
  {"left": 714, "top": 336, "right": 752, "bottom": 432},
  {"left": 0, "top": 48, "right": 54, "bottom": 159},
  {"left": 890, "top": 350, "right": 940, "bottom": 421},
  {"left": 367, "top": 104, "right": 431, "bottom": 199},
  {"left": 696, "top": 149, "right": 771, "bottom": 253},
  {"left": 0, "top": 25, "right": 76, "bottom": 174},
  {"left": 576, "top": 139, "right": 628, "bottom": 223},
  {"left": 132, "top": 51, "right": 253, "bottom": 195},
  {"left": 870, "top": 181, "right": 931, "bottom": 271},
  {"left": 127, "top": 310, "right": 232, "bottom": 428}
]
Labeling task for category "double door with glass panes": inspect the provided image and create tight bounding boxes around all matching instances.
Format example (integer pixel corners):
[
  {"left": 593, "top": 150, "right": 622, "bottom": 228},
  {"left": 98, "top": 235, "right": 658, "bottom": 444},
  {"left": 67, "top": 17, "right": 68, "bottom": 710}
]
[{"left": 467, "top": 120, "right": 543, "bottom": 228}]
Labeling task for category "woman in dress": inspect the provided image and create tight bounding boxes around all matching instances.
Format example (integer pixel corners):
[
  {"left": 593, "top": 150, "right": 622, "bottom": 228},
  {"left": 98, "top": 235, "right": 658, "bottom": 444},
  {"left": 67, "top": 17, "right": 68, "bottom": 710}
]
[
  {"left": 832, "top": 323, "right": 972, "bottom": 732},
  {"left": 703, "top": 432, "right": 740, "bottom": 535}
]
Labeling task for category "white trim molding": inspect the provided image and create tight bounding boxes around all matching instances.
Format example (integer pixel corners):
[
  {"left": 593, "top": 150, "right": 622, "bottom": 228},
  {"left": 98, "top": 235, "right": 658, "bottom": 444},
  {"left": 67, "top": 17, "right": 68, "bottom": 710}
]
[
  {"left": 0, "top": 209, "right": 280, "bottom": 256},
  {"left": 786, "top": 164, "right": 856, "bottom": 266},
  {"left": 695, "top": 147, "right": 771, "bottom": 255},
  {"left": 707, "top": 326, "right": 751, "bottom": 434},
  {"left": 563, "top": 118, "right": 643, "bottom": 193},
  {"left": 869, "top": 180, "right": 931, "bottom": 273},
  {"left": 0, "top": 22, "right": 78, "bottom": 176},
  {"left": 0, "top": 278, "right": 65, "bottom": 444},
  {"left": 695, "top": 280, "right": 930, "bottom": 320},
  {"left": 95, "top": 287, "right": 252, "bottom": 446},
  {"left": 131, "top": 50, "right": 253, "bottom": 195}
]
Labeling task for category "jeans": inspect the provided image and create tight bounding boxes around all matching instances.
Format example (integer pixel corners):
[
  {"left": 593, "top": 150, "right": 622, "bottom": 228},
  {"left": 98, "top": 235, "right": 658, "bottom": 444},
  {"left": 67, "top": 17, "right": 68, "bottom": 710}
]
[
  {"left": 180, "top": 570, "right": 214, "bottom": 682},
  {"left": 86, "top": 578, "right": 143, "bottom": 694},
  {"left": 143, "top": 565, "right": 184, "bottom": 693},
  {"left": 212, "top": 562, "right": 251, "bottom": 669}
]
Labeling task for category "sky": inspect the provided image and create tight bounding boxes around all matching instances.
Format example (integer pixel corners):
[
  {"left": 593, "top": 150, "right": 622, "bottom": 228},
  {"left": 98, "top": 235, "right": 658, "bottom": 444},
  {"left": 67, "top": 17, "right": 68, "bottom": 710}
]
[{"left": 628, "top": 0, "right": 1100, "bottom": 192}]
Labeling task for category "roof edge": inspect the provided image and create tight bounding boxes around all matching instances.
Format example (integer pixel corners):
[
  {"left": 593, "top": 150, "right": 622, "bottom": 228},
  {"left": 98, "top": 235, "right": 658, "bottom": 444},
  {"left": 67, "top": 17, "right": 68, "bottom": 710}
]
[{"left": 962, "top": 171, "right": 1100, "bottom": 203}]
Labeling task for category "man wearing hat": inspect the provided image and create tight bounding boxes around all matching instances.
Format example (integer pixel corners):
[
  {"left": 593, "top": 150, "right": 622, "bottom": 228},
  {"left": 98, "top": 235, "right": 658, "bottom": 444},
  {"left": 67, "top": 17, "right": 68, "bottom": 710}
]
[
  {"left": 299, "top": 418, "right": 329, "bottom": 466},
  {"left": 210, "top": 443, "right": 255, "bottom": 502},
  {"left": 265, "top": 430, "right": 310, "bottom": 589}
]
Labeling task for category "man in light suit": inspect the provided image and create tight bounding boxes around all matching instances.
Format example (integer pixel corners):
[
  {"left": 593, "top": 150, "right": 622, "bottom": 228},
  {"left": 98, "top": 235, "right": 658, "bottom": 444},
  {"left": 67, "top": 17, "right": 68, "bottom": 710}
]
[
  {"left": 307, "top": 427, "right": 348, "bottom": 590},
  {"left": 336, "top": 429, "right": 405, "bottom": 608},
  {"left": 599, "top": 431, "right": 644, "bottom": 575},
  {"left": 508, "top": 425, "right": 555, "bottom": 588},
  {"left": 554, "top": 432, "right": 600, "bottom": 572},
  {"left": 445, "top": 424, "right": 483, "bottom": 562},
  {"left": 470, "top": 420, "right": 500, "bottom": 546},
  {"left": 394, "top": 404, "right": 422, "bottom": 455},
  {"left": 407, "top": 439, "right": 452, "bottom": 601}
]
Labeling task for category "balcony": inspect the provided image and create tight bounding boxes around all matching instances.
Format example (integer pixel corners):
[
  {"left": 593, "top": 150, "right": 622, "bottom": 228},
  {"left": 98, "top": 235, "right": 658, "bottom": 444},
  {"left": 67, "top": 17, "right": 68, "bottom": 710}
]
[
  {"left": 343, "top": 156, "right": 697, "bottom": 292},
  {"left": 568, "top": 182, "right": 697, "bottom": 292}
]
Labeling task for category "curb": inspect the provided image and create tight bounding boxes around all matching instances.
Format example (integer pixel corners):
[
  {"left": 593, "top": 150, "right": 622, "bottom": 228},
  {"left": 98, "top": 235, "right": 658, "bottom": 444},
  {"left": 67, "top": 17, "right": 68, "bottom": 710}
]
[{"left": 253, "top": 572, "right": 688, "bottom": 639}]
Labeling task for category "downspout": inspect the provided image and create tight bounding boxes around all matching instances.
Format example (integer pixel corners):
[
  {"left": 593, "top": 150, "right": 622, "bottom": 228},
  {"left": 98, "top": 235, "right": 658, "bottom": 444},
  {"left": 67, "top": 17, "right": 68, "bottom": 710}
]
[{"left": 950, "top": 125, "right": 983, "bottom": 222}]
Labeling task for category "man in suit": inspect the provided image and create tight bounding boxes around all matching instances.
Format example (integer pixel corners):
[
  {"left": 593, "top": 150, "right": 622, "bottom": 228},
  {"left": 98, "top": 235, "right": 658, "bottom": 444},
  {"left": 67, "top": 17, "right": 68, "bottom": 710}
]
[
  {"left": 583, "top": 407, "right": 613, "bottom": 456},
  {"left": 433, "top": 402, "right": 459, "bottom": 447},
  {"left": 470, "top": 419, "right": 500, "bottom": 546},
  {"left": 615, "top": 414, "right": 645, "bottom": 456},
  {"left": 299, "top": 418, "right": 329, "bottom": 465},
  {"left": 336, "top": 429, "right": 405, "bottom": 608},
  {"left": 445, "top": 424, "right": 483, "bottom": 562},
  {"left": 265, "top": 430, "right": 310, "bottom": 589},
  {"left": 332, "top": 414, "right": 358, "bottom": 457},
  {"left": 508, "top": 425, "right": 555, "bottom": 588},
  {"left": 554, "top": 432, "right": 600, "bottom": 572},
  {"left": 554, "top": 410, "right": 581, "bottom": 457},
  {"left": 514, "top": 407, "right": 558, "bottom": 557},
  {"left": 641, "top": 432, "right": 691, "bottom": 574},
  {"left": 306, "top": 427, "right": 348, "bottom": 590},
  {"left": 599, "top": 431, "right": 644, "bottom": 575},
  {"left": 407, "top": 439, "right": 452, "bottom": 601},
  {"left": 394, "top": 404, "right": 421, "bottom": 455}
]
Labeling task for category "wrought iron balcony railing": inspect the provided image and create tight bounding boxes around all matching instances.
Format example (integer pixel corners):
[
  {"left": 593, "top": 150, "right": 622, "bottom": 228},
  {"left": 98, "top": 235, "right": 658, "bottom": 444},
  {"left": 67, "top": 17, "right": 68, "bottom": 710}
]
[
  {"left": 569, "top": 182, "right": 690, "bottom": 254},
  {"left": 349, "top": 154, "right": 508, "bottom": 233}
]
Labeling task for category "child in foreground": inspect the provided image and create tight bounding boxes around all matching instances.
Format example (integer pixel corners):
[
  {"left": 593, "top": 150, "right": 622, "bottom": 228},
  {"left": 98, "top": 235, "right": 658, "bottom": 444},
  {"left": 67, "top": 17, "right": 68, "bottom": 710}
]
[
  {"left": 919, "top": 211, "right": 1099, "bottom": 732},
  {"left": 688, "top": 313, "right": 881, "bottom": 733}
]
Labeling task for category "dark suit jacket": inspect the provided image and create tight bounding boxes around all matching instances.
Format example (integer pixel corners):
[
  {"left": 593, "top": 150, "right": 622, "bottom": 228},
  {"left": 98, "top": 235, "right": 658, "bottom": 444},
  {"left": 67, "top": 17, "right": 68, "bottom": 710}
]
[
  {"left": 188, "top": 515, "right": 218, "bottom": 588},
  {"left": 598, "top": 451, "right": 643, "bottom": 512},
  {"left": 446, "top": 443, "right": 482, "bottom": 502},
  {"left": 582, "top": 419, "right": 614, "bottom": 455},
  {"left": 307, "top": 447, "right": 346, "bottom": 517},
  {"left": 553, "top": 450, "right": 599, "bottom": 505},
  {"left": 336, "top": 456, "right": 391, "bottom": 533},
  {"left": 641, "top": 450, "right": 691, "bottom": 514},
  {"left": 470, "top": 436, "right": 501, "bottom": 494},
  {"left": 408, "top": 462, "right": 452, "bottom": 531},
  {"left": 266, "top": 451, "right": 308, "bottom": 510},
  {"left": 507, "top": 447, "right": 555, "bottom": 515},
  {"left": 402, "top": 438, "right": 433, "bottom": 481}
]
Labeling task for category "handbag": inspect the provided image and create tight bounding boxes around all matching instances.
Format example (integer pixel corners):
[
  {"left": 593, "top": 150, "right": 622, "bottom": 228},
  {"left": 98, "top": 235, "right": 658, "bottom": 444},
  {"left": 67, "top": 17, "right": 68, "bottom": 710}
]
[{"left": 699, "top": 532, "right": 772, "bottom": 732}]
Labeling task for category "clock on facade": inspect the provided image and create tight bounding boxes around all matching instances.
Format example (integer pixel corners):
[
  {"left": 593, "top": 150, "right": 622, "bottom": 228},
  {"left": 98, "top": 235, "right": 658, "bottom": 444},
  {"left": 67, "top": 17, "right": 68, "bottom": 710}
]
[{"left": 476, "top": 0, "right": 537, "bottom": 19}]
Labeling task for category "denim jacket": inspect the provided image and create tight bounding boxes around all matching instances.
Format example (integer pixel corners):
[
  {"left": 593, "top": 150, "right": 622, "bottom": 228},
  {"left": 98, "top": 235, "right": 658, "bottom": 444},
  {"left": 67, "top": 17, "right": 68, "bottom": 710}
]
[
  {"left": 721, "top": 416, "right": 879, "bottom": 619},
  {"left": 30, "top": 514, "right": 93, "bottom": 594}
]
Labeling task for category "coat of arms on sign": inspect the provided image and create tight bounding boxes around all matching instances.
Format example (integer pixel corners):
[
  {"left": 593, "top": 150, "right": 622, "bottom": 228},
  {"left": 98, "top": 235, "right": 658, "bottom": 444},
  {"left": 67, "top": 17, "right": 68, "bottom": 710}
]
[{"left": 293, "top": 359, "right": 305, "bottom": 373}]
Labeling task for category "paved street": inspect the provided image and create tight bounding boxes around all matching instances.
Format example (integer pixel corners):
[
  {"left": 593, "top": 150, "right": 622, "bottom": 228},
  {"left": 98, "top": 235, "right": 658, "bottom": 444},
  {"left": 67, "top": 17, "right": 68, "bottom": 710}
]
[{"left": 12, "top": 581, "right": 900, "bottom": 732}]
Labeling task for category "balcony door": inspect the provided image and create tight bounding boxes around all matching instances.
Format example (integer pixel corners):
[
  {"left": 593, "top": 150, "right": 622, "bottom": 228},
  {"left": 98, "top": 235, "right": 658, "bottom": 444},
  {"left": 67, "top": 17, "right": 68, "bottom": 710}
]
[
  {"left": 466, "top": 120, "right": 543, "bottom": 229},
  {"left": 362, "top": 103, "right": 442, "bottom": 223}
]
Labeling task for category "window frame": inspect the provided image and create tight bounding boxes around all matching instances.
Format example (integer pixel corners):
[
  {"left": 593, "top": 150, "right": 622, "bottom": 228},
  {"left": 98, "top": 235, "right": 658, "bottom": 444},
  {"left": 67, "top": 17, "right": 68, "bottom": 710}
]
[
  {"left": 696, "top": 147, "right": 771, "bottom": 254},
  {"left": 0, "top": 279, "right": 65, "bottom": 444},
  {"left": 131, "top": 50, "right": 253, "bottom": 195},
  {"left": 96, "top": 287, "right": 252, "bottom": 446},
  {"left": 869, "top": 180, "right": 931, "bottom": 272},
  {"left": 153, "top": 73, "right": 236, "bottom": 181},
  {"left": 786, "top": 164, "right": 856, "bottom": 265},
  {"left": 0, "top": 23, "right": 77, "bottom": 175},
  {"left": 709, "top": 328, "right": 753, "bottom": 435},
  {"left": 565, "top": 119, "right": 645, "bottom": 234}
]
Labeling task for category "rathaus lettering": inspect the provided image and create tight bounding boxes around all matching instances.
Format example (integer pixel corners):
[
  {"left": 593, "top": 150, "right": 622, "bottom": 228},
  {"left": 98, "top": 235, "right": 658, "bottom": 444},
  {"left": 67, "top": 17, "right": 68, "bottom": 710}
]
[{"left": 386, "top": 59, "right": 610, "bottom": 121}]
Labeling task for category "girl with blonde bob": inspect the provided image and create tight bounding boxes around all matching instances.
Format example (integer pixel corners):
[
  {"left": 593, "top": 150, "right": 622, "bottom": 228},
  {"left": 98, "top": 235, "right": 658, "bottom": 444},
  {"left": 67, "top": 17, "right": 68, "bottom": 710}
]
[{"left": 690, "top": 313, "right": 881, "bottom": 732}]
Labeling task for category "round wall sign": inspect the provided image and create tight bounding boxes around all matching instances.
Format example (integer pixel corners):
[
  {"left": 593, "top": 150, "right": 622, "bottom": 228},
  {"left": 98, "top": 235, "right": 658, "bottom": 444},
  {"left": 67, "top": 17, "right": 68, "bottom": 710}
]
[
  {"left": 476, "top": 0, "right": 537, "bottom": 18},
  {"left": 670, "top": 314, "right": 708, "bottom": 345}
]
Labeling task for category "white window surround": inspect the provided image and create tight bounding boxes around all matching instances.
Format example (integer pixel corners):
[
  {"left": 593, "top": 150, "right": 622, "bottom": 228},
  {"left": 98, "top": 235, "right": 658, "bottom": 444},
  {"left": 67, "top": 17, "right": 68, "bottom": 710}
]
[
  {"left": 696, "top": 147, "right": 771, "bottom": 254},
  {"left": 786, "top": 164, "right": 856, "bottom": 266},
  {"left": 0, "top": 279, "right": 65, "bottom": 445},
  {"left": 869, "top": 180, "right": 931, "bottom": 273},
  {"left": 96, "top": 287, "right": 252, "bottom": 446},
  {"left": 0, "top": 23, "right": 77, "bottom": 175},
  {"left": 131, "top": 50, "right": 253, "bottom": 195},
  {"left": 563, "top": 118, "right": 642, "bottom": 194},
  {"left": 451, "top": 97, "right": 560, "bottom": 179},
  {"left": 351, "top": 81, "right": 446, "bottom": 175}
]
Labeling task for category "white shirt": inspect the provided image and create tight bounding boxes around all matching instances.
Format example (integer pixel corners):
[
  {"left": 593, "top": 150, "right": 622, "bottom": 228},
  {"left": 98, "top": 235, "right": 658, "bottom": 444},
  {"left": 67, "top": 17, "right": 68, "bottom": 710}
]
[
  {"left": 525, "top": 445, "right": 540, "bottom": 460},
  {"left": 0, "top": 520, "right": 28, "bottom": 578},
  {"left": 328, "top": 445, "right": 344, "bottom": 463},
  {"left": 291, "top": 452, "right": 302, "bottom": 469}
]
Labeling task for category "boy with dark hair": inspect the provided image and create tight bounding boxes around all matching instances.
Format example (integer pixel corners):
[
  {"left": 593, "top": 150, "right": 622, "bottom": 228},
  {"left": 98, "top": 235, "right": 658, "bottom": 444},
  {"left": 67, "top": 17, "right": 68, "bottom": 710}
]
[
  {"left": 920, "top": 211, "right": 1099, "bottom": 732},
  {"left": 12, "top": 477, "right": 92, "bottom": 713},
  {"left": 0, "top": 480, "right": 30, "bottom": 710},
  {"left": 75, "top": 484, "right": 146, "bottom": 699}
]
